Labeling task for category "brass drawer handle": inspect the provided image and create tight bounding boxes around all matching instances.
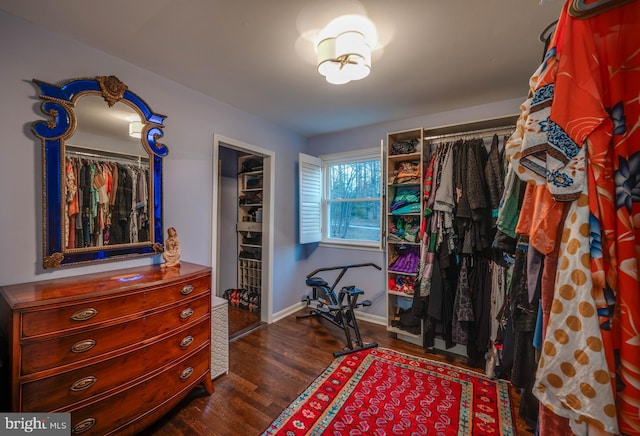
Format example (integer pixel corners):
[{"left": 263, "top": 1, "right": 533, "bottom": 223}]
[
  {"left": 180, "top": 284, "right": 194, "bottom": 295},
  {"left": 70, "top": 308, "right": 98, "bottom": 322},
  {"left": 72, "top": 417, "right": 96, "bottom": 434},
  {"left": 70, "top": 376, "right": 97, "bottom": 392},
  {"left": 71, "top": 339, "right": 96, "bottom": 353},
  {"left": 180, "top": 308, "right": 194, "bottom": 319},
  {"left": 180, "top": 366, "right": 194, "bottom": 381},
  {"left": 180, "top": 335, "right": 194, "bottom": 348}
]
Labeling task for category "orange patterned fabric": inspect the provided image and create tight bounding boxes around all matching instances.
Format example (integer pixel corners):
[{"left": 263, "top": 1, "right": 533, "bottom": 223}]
[
  {"left": 549, "top": 2, "right": 640, "bottom": 434},
  {"left": 523, "top": 1, "right": 640, "bottom": 434},
  {"left": 515, "top": 183, "right": 565, "bottom": 255},
  {"left": 509, "top": 1, "right": 640, "bottom": 433}
]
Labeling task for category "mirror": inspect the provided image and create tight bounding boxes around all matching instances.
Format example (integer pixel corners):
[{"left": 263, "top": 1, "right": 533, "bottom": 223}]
[{"left": 32, "top": 75, "right": 169, "bottom": 268}]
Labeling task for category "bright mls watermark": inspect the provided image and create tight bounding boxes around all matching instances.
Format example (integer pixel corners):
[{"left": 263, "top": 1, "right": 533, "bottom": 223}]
[{"left": 1, "top": 413, "right": 70, "bottom": 435}]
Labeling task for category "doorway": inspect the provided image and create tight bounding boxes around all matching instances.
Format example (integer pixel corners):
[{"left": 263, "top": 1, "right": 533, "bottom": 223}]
[{"left": 212, "top": 135, "right": 274, "bottom": 338}]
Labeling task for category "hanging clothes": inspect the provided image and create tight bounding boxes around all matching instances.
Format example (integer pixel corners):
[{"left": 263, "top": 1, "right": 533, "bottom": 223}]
[
  {"left": 64, "top": 158, "right": 79, "bottom": 249},
  {"left": 505, "top": 1, "right": 640, "bottom": 433},
  {"left": 550, "top": 5, "right": 640, "bottom": 433},
  {"left": 509, "top": 243, "right": 540, "bottom": 428},
  {"left": 485, "top": 134, "right": 504, "bottom": 228},
  {"left": 64, "top": 155, "right": 150, "bottom": 248},
  {"left": 413, "top": 133, "right": 510, "bottom": 360},
  {"left": 451, "top": 255, "right": 473, "bottom": 345}
]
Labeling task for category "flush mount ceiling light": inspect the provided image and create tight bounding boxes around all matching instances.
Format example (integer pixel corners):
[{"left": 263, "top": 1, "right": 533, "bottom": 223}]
[
  {"left": 316, "top": 14, "right": 377, "bottom": 85},
  {"left": 129, "top": 120, "right": 143, "bottom": 138}
]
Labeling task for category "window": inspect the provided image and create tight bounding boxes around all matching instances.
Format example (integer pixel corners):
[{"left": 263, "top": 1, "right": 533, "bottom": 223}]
[{"left": 299, "top": 148, "right": 382, "bottom": 248}]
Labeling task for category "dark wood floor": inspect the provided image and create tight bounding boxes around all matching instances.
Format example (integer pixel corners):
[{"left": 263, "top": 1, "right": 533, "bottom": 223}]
[
  {"left": 144, "top": 308, "right": 534, "bottom": 436},
  {"left": 227, "top": 305, "right": 262, "bottom": 339}
]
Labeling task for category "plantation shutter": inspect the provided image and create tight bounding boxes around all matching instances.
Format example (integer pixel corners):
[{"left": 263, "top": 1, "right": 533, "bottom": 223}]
[{"left": 299, "top": 153, "right": 322, "bottom": 244}]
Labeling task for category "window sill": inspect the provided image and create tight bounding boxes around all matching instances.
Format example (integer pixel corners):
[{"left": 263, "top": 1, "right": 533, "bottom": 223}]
[{"left": 319, "top": 241, "right": 382, "bottom": 252}]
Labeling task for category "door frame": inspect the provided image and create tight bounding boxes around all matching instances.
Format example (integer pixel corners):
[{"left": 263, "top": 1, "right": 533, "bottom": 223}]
[{"left": 212, "top": 134, "right": 274, "bottom": 324}]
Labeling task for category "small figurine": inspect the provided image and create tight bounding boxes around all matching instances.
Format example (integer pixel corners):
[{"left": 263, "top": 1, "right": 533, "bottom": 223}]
[{"left": 161, "top": 227, "right": 181, "bottom": 268}]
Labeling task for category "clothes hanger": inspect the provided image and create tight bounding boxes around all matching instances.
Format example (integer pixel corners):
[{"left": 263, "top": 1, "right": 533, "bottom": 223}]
[
  {"left": 538, "top": 19, "right": 558, "bottom": 44},
  {"left": 538, "top": 19, "right": 558, "bottom": 61},
  {"left": 568, "top": 0, "right": 634, "bottom": 18}
]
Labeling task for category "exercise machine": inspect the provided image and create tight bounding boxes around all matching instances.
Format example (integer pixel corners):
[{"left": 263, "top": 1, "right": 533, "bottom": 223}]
[{"left": 297, "top": 263, "right": 381, "bottom": 357}]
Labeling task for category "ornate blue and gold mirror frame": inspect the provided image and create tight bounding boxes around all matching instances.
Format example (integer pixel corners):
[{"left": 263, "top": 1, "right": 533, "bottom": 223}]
[{"left": 32, "top": 75, "right": 168, "bottom": 268}]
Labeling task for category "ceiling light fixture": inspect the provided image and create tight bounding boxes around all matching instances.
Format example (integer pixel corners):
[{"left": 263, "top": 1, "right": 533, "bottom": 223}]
[
  {"left": 129, "top": 120, "right": 143, "bottom": 138},
  {"left": 316, "top": 14, "right": 377, "bottom": 85}
]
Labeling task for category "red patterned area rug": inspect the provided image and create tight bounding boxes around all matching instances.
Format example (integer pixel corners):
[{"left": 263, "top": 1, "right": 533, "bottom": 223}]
[{"left": 262, "top": 347, "right": 517, "bottom": 435}]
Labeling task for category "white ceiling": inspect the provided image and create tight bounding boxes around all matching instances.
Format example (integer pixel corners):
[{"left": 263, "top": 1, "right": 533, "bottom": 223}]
[{"left": 0, "top": 0, "right": 563, "bottom": 138}]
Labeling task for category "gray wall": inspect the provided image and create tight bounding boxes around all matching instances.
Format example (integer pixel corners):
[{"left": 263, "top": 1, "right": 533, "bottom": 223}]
[
  {"left": 218, "top": 146, "right": 239, "bottom": 297},
  {"left": 0, "top": 10, "right": 525, "bottom": 321},
  {"left": 305, "top": 98, "right": 524, "bottom": 318},
  {"left": 0, "top": 11, "right": 308, "bottom": 316}
]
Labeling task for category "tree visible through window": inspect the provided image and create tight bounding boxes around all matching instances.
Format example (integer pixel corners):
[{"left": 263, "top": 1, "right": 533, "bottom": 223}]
[
  {"left": 299, "top": 149, "right": 382, "bottom": 248},
  {"left": 325, "top": 152, "right": 381, "bottom": 245}
]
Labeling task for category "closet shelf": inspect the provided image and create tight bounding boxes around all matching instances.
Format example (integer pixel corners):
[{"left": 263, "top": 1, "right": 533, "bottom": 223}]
[
  {"left": 388, "top": 212, "right": 421, "bottom": 217},
  {"left": 387, "top": 240, "right": 420, "bottom": 246},
  {"left": 237, "top": 154, "right": 263, "bottom": 309},
  {"left": 387, "top": 270, "right": 418, "bottom": 277},
  {"left": 237, "top": 222, "right": 262, "bottom": 232},
  {"left": 388, "top": 182, "right": 420, "bottom": 188},
  {"left": 388, "top": 152, "right": 421, "bottom": 162},
  {"left": 388, "top": 290, "right": 416, "bottom": 297}
]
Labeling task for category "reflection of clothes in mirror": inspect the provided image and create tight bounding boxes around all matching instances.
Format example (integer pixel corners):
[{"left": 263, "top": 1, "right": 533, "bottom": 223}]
[
  {"left": 64, "top": 156, "right": 149, "bottom": 249},
  {"left": 112, "top": 164, "right": 132, "bottom": 244},
  {"left": 64, "top": 158, "right": 79, "bottom": 249}
]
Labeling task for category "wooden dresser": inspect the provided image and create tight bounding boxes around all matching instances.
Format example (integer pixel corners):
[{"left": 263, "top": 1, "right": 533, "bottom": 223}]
[{"left": 0, "top": 262, "right": 214, "bottom": 435}]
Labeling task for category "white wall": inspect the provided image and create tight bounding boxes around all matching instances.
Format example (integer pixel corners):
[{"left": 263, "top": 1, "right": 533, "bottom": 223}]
[
  {"left": 0, "top": 11, "right": 309, "bottom": 315},
  {"left": 218, "top": 146, "right": 239, "bottom": 297}
]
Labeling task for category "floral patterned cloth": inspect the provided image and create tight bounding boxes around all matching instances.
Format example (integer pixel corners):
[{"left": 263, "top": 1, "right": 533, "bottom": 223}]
[
  {"left": 511, "top": 1, "right": 640, "bottom": 433},
  {"left": 549, "top": 2, "right": 640, "bottom": 434},
  {"left": 506, "top": 60, "right": 566, "bottom": 257}
]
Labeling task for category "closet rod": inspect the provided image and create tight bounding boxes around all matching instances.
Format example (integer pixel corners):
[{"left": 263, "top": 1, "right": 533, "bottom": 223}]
[
  {"left": 423, "top": 125, "right": 515, "bottom": 142},
  {"left": 66, "top": 144, "right": 147, "bottom": 159},
  {"left": 65, "top": 149, "right": 149, "bottom": 167}
]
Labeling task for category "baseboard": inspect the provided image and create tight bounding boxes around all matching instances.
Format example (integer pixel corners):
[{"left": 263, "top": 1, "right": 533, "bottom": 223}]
[
  {"left": 353, "top": 311, "right": 386, "bottom": 326},
  {"left": 270, "top": 303, "right": 467, "bottom": 357},
  {"left": 271, "top": 301, "right": 307, "bottom": 323},
  {"left": 270, "top": 302, "right": 387, "bottom": 326}
]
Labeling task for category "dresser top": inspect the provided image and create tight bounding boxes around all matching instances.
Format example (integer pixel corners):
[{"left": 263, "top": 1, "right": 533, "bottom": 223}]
[{"left": 0, "top": 262, "right": 211, "bottom": 309}]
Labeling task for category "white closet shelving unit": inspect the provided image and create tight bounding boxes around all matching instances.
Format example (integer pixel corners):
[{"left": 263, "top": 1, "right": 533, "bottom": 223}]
[
  {"left": 237, "top": 153, "right": 263, "bottom": 302},
  {"left": 385, "top": 128, "right": 426, "bottom": 345},
  {"left": 385, "top": 115, "right": 519, "bottom": 348}
]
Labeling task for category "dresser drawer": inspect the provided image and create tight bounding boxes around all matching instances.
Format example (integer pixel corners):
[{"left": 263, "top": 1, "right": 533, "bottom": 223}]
[
  {"left": 66, "top": 346, "right": 210, "bottom": 435},
  {"left": 20, "top": 293, "right": 210, "bottom": 376},
  {"left": 1, "top": 263, "right": 213, "bottom": 434},
  {"left": 21, "top": 318, "right": 210, "bottom": 411},
  {"left": 21, "top": 275, "right": 210, "bottom": 339}
]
